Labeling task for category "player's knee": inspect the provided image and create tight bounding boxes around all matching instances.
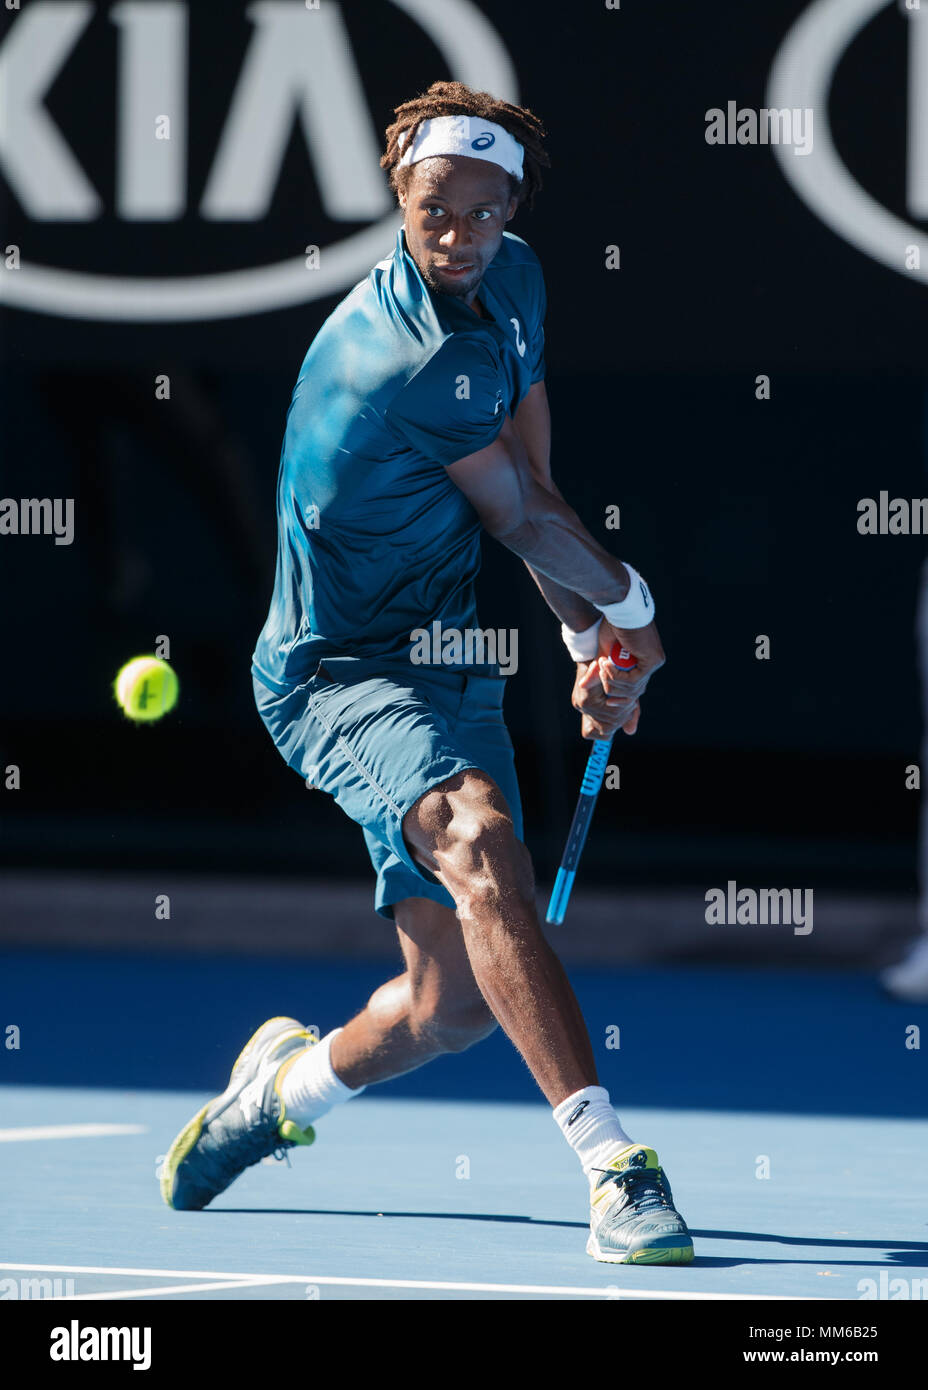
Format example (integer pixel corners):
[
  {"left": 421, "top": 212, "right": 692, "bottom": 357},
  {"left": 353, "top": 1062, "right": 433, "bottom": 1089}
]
[
  {"left": 435, "top": 815, "right": 505, "bottom": 913},
  {"left": 446, "top": 815, "right": 534, "bottom": 923},
  {"left": 440, "top": 1012, "right": 499, "bottom": 1053},
  {"left": 437, "top": 783, "right": 521, "bottom": 875},
  {"left": 410, "top": 996, "right": 498, "bottom": 1054},
  {"left": 407, "top": 771, "right": 533, "bottom": 918}
]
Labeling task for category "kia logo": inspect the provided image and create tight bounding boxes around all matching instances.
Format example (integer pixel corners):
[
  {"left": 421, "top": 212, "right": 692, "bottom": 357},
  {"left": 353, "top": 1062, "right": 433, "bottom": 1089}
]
[
  {"left": 768, "top": 0, "right": 928, "bottom": 285},
  {"left": 0, "top": 0, "right": 518, "bottom": 321}
]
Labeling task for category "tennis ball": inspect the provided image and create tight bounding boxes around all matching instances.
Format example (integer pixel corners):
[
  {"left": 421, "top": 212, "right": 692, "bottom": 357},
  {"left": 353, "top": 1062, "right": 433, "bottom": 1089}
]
[{"left": 114, "top": 655, "right": 179, "bottom": 722}]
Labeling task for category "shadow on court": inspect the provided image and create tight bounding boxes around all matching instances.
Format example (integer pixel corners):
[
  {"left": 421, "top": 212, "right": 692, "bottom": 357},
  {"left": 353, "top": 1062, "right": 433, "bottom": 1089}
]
[
  {"left": 203, "top": 1210, "right": 928, "bottom": 1266},
  {"left": 210, "top": 1207, "right": 586, "bottom": 1228}
]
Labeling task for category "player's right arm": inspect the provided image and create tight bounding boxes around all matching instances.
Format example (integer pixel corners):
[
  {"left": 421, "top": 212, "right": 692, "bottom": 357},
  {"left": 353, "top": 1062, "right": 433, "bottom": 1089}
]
[
  {"left": 444, "top": 413, "right": 665, "bottom": 726},
  {"left": 445, "top": 411, "right": 628, "bottom": 604}
]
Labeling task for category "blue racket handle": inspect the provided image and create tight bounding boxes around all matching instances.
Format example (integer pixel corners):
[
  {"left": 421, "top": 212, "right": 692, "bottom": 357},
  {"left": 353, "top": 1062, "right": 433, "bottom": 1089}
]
[
  {"left": 545, "top": 641, "right": 638, "bottom": 926},
  {"left": 545, "top": 736, "right": 613, "bottom": 925}
]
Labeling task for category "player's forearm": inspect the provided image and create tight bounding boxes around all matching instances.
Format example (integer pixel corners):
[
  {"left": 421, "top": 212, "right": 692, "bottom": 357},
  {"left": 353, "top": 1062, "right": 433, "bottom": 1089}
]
[
  {"left": 489, "top": 483, "right": 631, "bottom": 607},
  {"left": 521, "top": 473, "right": 603, "bottom": 630},
  {"left": 524, "top": 564, "right": 601, "bottom": 633}
]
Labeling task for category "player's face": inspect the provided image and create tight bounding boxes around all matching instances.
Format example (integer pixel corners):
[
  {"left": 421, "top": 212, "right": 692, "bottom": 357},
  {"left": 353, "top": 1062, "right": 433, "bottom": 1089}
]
[{"left": 399, "top": 156, "right": 519, "bottom": 304}]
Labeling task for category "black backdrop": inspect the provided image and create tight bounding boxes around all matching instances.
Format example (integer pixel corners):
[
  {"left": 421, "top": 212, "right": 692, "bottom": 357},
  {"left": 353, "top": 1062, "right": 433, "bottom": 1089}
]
[{"left": 1, "top": 0, "right": 925, "bottom": 890}]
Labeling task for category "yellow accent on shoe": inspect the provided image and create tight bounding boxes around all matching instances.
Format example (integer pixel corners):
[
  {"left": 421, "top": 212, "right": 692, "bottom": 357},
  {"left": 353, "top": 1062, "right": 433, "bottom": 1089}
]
[
  {"left": 230, "top": 1016, "right": 308, "bottom": 1077},
  {"left": 590, "top": 1145, "right": 661, "bottom": 1210},
  {"left": 159, "top": 1103, "right": 209, "bottom": 1210},
  {"left": 278, "top": 1119, "right": 315, "bottom": 1145},
  {"left": 274, "top": 1044, "right": 317, "bottom": 1146},
  {"left": 603, "top": 1143, "right": 661, "bottom": 1174},
  {"left": 586, "top": 1231, "right": 695, "bottom": 1265},
  {"left": 630, "top": 1244, "right": 694, "bottom": 1265}
]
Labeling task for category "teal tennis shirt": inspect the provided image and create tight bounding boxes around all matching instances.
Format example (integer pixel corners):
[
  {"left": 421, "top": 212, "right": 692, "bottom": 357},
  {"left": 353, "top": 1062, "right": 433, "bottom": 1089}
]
[{"left": 252, "top": 226, "right": 546, "bottom": 694}]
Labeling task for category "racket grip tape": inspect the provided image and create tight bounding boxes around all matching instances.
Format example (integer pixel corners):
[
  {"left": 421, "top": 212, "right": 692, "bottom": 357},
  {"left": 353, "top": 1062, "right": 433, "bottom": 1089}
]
[{"left": 544, "top": 643, "right": 637, "bottom": 926}]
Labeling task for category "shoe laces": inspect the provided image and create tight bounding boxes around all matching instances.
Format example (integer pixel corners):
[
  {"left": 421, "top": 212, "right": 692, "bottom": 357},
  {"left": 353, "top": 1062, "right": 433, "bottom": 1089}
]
[
  {"left": 199, "top": 1123, "right": 290, "bottom": 1188},
  {"left": 592, "top": 1164, "right": 671, "bottom": 1215}
]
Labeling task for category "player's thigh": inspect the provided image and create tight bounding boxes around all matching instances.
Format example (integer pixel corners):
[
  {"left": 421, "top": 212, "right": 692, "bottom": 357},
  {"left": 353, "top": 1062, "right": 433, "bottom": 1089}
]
[
  {"left": 401, "top": 673, "right": 526, "bottom": 887},
  {"left": 256, "top": 662, "right": 479, "bottom": 891}
]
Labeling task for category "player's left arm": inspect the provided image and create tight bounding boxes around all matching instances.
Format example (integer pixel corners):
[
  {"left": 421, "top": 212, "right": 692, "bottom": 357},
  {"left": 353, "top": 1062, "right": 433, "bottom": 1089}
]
[
  {"left": 511, "top": 382, "right": 600, "bottom": 632},
  {"left": 510, "top": 381, "right": 641, "bottom": 736}
]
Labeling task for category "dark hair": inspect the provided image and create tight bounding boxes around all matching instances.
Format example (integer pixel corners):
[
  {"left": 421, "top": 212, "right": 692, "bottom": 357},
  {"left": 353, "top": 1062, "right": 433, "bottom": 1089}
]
[{"left": 381, "top": 80, "right": 550, "bottom": 211}]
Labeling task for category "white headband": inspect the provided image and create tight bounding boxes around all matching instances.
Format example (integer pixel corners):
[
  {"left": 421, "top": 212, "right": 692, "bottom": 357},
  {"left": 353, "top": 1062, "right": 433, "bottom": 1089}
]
[{"left": 397, "top": 115, "right": 524, "bottom": 180}]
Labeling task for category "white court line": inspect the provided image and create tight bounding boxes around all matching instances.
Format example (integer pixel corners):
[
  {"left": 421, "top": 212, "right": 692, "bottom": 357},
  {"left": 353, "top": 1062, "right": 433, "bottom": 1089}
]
[
  {"left": 0, "top": 1124, "right": 147, "bottom": 1143},
  {"left": 0, "top": 1263, "right": 825, "bottom": 1301},
  {"left": 59, "top": 1281, "right": 271, "bottom": 1300}
]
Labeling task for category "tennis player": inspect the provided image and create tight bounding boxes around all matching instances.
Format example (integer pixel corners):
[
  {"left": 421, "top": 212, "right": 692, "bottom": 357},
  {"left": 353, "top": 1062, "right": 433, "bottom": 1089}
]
[{"left": 160, "top": 82, "right": 693, "bottom": 1266}]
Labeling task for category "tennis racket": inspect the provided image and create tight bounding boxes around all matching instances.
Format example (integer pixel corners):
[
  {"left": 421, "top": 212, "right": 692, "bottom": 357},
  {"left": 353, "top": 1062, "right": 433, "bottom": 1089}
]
[{"left": 545, "top": 642, "right": 637, "bottom": 926}]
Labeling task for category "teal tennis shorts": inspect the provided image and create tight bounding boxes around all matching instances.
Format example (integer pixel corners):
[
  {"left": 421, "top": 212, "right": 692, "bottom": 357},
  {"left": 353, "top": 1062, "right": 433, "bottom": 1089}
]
[{"left": 252, "top": 658, "right": 524, "bottom": 919}]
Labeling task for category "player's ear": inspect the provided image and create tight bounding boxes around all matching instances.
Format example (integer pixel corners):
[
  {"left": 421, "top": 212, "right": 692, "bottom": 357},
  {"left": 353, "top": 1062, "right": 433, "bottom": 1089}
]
[{"left": 504, "top": 195, "right": 519, "bottom": 222}]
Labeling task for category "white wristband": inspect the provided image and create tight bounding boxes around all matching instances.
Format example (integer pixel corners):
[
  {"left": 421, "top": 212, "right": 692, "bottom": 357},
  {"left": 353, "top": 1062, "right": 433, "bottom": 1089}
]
[
  {"left": 560, "top": 618, "right": 602, "bottom": 662},
  {"left": 596, "top": 564, "right": 655, "bottom": 630}
]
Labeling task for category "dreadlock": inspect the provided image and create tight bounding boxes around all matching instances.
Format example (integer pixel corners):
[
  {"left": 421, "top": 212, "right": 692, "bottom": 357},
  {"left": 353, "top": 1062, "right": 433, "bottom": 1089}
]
[{"left": 381, "top": 81, "right": 550, "bottom": 212}]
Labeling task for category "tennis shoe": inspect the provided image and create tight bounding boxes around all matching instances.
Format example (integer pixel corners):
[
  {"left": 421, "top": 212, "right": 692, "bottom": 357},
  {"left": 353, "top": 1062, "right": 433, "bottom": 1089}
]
[
  {"left": 160, "top": 1015, "right": 316, "bottom": 1211},
  {"left": 587, "top": 1143, "right": 694, "bottom": 1264}
]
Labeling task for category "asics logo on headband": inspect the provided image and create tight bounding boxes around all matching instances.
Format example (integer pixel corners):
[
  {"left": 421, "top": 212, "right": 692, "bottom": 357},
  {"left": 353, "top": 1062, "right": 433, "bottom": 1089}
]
[{"left": 471, "top": 133, "right": 496, "bottom": 150}]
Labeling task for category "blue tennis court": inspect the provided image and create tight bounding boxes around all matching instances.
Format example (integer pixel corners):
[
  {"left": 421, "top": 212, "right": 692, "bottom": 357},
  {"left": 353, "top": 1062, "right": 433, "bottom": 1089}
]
[{"left": 3, "top": 950, "right": 925, "bottom": 1301}]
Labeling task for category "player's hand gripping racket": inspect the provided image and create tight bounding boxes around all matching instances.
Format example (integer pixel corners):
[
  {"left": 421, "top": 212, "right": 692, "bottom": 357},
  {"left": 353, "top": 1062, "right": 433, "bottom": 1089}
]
[{"left": 546, "top": 643, "right": 637, "bottom": 926}]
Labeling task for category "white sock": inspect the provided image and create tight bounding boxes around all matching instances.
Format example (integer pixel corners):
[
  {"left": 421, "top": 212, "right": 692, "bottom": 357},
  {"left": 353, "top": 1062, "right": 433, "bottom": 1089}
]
[
  {"left": 553, "top": 1085, "right": 636, "bottom": 1184},
  {"left": 278, "top": 1027, "right": 365, "bottom": 1128}
]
